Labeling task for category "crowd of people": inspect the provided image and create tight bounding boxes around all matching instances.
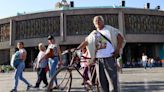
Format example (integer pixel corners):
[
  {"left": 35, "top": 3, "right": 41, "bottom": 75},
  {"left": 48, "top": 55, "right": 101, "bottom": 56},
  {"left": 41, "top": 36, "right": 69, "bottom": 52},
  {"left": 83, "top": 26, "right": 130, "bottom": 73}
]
[
  {"left": 10, "top": 35, "right": 63, "bottom": 92},
  {"left": 123, "top": 54, "right": 162, "bottom": 68},
  {"left": 10, "top": 15, "right": 125, "bottom": 92}
]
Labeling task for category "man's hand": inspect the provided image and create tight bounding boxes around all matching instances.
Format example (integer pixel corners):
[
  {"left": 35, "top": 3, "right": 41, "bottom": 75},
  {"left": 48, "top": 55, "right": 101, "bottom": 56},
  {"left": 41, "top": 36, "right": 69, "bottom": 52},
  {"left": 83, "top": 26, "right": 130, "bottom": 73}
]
[
  {"left": 112, "top": 49, "right": 120, "bottom": 58},
  {"left": 70, "top": 48, "right": 77, "bottom": 52}
]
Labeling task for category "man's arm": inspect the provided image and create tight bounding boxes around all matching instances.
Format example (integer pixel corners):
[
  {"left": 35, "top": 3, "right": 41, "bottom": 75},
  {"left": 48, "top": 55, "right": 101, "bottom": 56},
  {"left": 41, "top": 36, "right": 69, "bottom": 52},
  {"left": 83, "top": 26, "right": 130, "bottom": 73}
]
[
  {"left": 113, "top": 33, "right": 123, "bottom": 57},
  {"left": 117, "top": 34, "right": 123, "bottom": 51},
  {"left": 57, "top": 46, "right": 63, "bottom": 67},
  {"left": 57, "top": 46, "right": 62, "bottom": 64},
  {"left": 76, "top": 40, "right": 88, "bottom": 50}
]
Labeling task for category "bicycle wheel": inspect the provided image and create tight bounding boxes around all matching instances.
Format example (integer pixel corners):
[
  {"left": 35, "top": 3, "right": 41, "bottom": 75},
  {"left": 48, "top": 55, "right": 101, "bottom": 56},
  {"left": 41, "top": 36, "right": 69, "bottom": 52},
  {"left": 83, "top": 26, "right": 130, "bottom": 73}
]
[{"left": 47, "top": 66, "right": 72, "bottom": 92}]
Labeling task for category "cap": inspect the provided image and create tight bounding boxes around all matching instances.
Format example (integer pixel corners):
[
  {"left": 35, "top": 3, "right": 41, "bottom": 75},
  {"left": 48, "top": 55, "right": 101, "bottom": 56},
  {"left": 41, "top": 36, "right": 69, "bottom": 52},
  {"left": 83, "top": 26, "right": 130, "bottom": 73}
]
[{"left": 48, "top": 35, "right": 54, "bottom": 40}]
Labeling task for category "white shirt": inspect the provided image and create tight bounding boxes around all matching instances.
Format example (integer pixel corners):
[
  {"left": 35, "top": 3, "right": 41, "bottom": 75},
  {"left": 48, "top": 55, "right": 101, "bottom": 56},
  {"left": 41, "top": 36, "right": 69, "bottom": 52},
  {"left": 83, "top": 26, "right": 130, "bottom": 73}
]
[
  {"left": 19, "top": 48, "right": 26, "bottom": 55},
  {"left": 46, "top": 44, "right": 58, "bottom": 56},
  {"left": 142, "top": 55, "right": 148, "bottom": 62},
  {"left": 96, "top": 27, "right": 115, "bottom": 58},
  {"left": 19, "top": 48, "right": 27, "bottom": 61},
  {"left": 36, "top": 51, "right": 47, "bottom": 68},
  {"left": 150, "top": 59, "right": 154, "bottom": 63}
]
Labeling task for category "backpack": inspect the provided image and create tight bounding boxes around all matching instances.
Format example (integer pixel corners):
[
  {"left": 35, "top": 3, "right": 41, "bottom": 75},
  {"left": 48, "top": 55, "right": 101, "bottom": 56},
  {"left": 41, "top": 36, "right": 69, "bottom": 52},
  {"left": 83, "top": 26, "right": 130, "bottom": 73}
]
[{"left": 10, "top": 51, "right": 20, "bottom": 69}]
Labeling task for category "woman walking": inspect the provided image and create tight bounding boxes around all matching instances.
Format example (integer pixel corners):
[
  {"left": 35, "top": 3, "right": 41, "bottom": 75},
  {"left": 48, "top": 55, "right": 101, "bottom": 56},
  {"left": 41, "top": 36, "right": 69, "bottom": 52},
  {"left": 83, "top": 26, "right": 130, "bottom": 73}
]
[{"left": 11, "top": 42, "right": 32, "bottom": 92}]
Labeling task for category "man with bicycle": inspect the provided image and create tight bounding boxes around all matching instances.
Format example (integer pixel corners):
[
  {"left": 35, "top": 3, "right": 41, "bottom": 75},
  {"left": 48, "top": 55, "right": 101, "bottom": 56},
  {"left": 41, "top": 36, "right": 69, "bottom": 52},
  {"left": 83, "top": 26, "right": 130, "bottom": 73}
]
[{"left": 77, "top": 16, "right": 125, "bottom": 92}]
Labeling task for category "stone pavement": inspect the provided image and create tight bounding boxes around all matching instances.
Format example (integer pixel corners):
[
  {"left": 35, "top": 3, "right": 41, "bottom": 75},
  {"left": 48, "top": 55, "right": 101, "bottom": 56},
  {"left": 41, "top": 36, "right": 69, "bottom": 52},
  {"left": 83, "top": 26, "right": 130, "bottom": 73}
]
[
  {"left": 0, "top": 67, "right": 164, "bottom": 92},
  {"left": 120, "top": 67, "right": 164, "bottom": 92}
]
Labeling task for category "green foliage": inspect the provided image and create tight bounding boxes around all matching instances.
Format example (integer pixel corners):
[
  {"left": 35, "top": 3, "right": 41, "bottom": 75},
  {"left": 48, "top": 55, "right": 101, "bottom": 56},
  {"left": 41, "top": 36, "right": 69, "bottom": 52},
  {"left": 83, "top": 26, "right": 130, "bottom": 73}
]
[{"left": 0, "top": 65, "right": 14, "bottom": 73}]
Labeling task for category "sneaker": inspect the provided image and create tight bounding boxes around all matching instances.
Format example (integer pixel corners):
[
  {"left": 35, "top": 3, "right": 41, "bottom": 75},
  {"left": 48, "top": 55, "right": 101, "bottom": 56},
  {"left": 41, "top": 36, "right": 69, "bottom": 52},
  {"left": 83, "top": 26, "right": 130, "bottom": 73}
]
[
  {"left": 10, "top": 89, "right": 17, "bottom": 92},
  {"left": 34, "top": 86, "right": 39, "bottom": 88},
  {"left": 27, "top": 85, "right": 33, "bottom": 91},
  {"left": 52, "top": 86, "right": 59, "bottom": 89}
]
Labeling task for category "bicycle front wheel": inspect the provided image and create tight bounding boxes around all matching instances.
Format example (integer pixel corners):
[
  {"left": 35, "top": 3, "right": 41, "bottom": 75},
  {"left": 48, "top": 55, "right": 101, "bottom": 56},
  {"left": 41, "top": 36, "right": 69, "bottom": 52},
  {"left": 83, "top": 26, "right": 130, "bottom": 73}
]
[{"left": 47, "top": 66, "right": 72, "bottom": 92}]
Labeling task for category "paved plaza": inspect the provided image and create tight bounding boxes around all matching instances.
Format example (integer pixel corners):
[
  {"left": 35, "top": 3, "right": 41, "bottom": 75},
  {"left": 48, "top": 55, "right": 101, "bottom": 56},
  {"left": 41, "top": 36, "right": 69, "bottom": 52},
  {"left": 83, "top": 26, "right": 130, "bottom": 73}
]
[{"left": 0, "top": 67, "right": 164, "bottom": 92}]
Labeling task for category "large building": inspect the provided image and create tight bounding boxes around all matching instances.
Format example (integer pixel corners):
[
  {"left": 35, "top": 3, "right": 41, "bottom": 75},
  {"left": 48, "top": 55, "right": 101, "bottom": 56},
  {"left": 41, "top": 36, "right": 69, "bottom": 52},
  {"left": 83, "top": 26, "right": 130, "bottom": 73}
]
[{"left": 0, "top": 6, "right": 164, "bottom": 67}]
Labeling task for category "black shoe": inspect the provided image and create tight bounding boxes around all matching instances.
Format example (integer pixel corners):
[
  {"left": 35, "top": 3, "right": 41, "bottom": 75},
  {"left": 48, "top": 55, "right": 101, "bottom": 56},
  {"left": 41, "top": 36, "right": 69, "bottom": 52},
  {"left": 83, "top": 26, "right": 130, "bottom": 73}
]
[
  {"left": 27, "top": 85, "right": 33, "bottom": 91},
  {"left": 10, "top": 89, "right": 17, "bottom": 92},
  {"left": 53, "top": 86, "right": 59, "bottom": 89},
  {"left": 34, "top": 86, "right": 39, "bottom": 88},
  {"left": 81, "top": 82, "right": 85, "bottom": 85}
]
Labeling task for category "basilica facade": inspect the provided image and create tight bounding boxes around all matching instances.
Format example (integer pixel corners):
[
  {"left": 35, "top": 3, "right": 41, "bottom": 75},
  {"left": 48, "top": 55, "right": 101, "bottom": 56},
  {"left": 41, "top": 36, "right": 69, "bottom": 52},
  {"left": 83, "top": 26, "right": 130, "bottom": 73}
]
[{"left": 0, "top": 7, "right": 164, "bottom": 67}]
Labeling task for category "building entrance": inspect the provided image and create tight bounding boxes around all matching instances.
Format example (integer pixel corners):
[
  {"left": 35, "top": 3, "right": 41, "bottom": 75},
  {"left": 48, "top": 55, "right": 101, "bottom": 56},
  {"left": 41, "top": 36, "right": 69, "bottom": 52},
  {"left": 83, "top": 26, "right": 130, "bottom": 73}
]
[{"left": 123, "top": 43, "right": 154, "bottom": 67}]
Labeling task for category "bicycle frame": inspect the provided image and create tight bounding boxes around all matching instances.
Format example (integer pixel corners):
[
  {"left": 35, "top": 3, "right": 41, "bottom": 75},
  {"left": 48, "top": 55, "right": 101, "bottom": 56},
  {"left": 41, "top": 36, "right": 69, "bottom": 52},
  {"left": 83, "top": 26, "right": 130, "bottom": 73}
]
[
  {"left": 47, "top": 49, "right": 99, "bottom": 92},
  {"left": 68, "top": 50, "right": 97, "bottom": 86}
]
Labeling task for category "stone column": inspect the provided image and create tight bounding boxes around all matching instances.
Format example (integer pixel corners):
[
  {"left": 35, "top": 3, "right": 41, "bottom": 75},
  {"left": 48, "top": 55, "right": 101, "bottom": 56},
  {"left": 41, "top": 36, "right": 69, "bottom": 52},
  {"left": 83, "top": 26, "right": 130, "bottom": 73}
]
[
  {"left": 9, "top": 19, "right": 16, "bottom": 58},
  {"left": 10, "top": 19, "right": 16, "bottom": 46},
  {"left": 60, "top": 12, "right": 66, "bottom": 42},
  {"left": 10, "top": 47, "right": 15, "bottom": 58},
  {"left": 118, "top": 11, "right": 125, "bottom": 36}
]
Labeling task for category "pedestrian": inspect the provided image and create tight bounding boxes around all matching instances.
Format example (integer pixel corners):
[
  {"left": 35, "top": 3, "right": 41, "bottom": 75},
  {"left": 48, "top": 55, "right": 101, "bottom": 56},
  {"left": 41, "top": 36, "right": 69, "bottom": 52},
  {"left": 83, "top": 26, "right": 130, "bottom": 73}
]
[
  {"left": 46, "top": 35, "right": 63, "bottom": 88},
  {"left": 76, "top": 16, "right": 125, "bottom": 92},
  {"left": 11, "top": 42, "right": 32, "bottom": 92},
  {"left": 34, "top": 43, "right": 48, "bottom": 88},
  {"left": 142, "top": 53, "right": 148, "bottom": 69},
  {"left": 149, "top": 58, "right": 154, "bottom": 68}
]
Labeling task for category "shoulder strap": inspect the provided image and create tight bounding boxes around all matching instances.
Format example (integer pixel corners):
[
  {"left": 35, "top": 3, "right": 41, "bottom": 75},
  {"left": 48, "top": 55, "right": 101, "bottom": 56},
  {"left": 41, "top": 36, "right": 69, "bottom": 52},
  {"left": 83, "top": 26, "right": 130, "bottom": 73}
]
[{"left": 96, "top": 30, "right": 112, "bottom": 44}]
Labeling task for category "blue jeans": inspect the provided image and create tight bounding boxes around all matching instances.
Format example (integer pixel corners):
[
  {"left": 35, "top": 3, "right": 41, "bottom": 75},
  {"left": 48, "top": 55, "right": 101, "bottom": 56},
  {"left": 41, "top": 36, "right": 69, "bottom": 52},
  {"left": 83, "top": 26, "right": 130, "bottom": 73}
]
[
  {"left": 143, "top": 61, "right": 147, "bottom": 69},
  {"left": 14, "top": 62, "right": 30, "bottom": 90},
  {"left": 49, "top": 57, "right": 58, "bottom": 85}
]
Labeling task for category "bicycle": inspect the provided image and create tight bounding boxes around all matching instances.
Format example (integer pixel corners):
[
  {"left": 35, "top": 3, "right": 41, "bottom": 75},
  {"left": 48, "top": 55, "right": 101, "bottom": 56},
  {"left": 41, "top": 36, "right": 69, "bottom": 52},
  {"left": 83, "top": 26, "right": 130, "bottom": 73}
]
[{"left": 47, "top": 49, "right": 99, "bottom": 92}]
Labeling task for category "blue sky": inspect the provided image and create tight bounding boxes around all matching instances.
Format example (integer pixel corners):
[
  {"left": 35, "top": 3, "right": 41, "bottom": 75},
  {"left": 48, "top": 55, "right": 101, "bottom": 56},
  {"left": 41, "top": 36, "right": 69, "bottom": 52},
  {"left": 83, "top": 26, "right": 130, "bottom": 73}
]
[{"left": 0, "top": 0, "right": 163, "bottom": 19}]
